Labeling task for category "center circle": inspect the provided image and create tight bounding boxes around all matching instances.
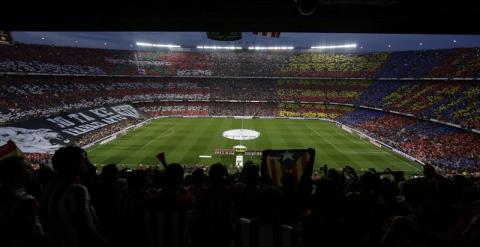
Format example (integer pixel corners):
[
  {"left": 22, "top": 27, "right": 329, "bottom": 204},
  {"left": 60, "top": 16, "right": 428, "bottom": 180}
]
[{"left": 223, "top": 129, "right": 260, "bottom": 140}]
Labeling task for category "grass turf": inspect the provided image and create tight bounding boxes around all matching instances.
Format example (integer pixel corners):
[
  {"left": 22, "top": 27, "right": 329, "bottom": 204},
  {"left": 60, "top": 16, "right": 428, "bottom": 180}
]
[{"left": 87, "top": 118, "right": 422, "bottom": 173}]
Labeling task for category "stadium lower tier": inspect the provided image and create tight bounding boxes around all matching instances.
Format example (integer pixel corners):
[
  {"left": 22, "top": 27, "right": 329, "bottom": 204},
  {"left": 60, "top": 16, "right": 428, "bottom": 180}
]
[
  {"left": 2, "top": 102, "right": 478, "bottom": 175},
  {"left": 135, "top": 101, "right": 352, "bottom": 119}
]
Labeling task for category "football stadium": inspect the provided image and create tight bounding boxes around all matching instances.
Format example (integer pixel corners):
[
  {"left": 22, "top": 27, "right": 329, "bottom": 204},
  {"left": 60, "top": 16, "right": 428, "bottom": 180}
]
[
  {"left": 1, "top": 42, "right": 478, "bottom": 176},
  {"left": 1, "top": 2, "right": 480, "bottom": 245}
]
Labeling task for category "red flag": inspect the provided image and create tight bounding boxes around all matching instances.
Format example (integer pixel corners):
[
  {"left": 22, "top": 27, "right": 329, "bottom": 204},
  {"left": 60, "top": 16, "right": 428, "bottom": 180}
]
[
  {"left": 156, "top": 152, "right": 167, "bottom": 168},
  {"left": 253, "top": 32, "right": 281, "bottom": 38},
  {"left": 0, "top": 140, "right": 25, "bottom": 161}
]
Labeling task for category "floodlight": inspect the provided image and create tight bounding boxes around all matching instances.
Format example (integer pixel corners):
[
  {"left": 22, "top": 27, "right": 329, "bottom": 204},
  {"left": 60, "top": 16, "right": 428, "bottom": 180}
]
[{"left": 136, "top": 42, "right": 181, "bottom": 48}]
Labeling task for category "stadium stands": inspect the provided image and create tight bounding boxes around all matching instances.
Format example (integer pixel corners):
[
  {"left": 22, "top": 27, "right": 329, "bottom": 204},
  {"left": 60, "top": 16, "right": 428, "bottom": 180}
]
[
  {"left": 356, "top": 80, "right": 480, "bottom": 129},
  {"left": 338, "top": 109, "right": 480, "bottom": 174},
  {"left": 2, "top": 43, "right": 480, "bottom": 77},
  {"left": 0, "top": 73, "right": 478, "bottom": 172},
  {"left": 0, "top": 42, "right": 480, "bottom": 247},
  {"left": 0, "top": 43, "right": 479, "bottom": 174}
]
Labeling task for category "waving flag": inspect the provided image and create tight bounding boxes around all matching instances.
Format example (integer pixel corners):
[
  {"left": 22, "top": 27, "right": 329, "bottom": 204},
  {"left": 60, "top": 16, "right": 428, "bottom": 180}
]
[
  {"left": 0, "top": 140, "right": 25, "bottom": 161},
  {"left": 261, "top": 148, "right": 315, "bottom": 186},
  {"left": 253, "top": 32, "right": 281, "bottom": 38},
  {"left": 156, "top": 152, "right": 168, "bottom": 168}
]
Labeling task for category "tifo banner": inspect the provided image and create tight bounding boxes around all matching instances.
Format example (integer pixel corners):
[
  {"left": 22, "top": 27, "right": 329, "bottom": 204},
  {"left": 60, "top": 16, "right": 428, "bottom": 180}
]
[
  {"left": 261, "top": 148, "right": 315, "bottom": 187},
  {"left": 46, "top": 104, "right": 140, "bottom": 136},
  {"left": 0, "top": 104, "right": 142, "bottom": 153}
]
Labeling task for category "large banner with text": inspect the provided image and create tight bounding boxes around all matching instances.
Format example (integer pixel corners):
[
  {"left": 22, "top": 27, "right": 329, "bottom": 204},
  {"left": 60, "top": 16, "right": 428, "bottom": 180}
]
[{"left": 0, "top": 104, "right": 142, "bottom": 153}]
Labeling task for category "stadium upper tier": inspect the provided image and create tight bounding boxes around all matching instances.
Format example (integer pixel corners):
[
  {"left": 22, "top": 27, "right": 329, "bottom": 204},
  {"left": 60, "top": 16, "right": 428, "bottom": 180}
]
[{"left": 1, "top": 44, "right": 480, "bottom": 78}]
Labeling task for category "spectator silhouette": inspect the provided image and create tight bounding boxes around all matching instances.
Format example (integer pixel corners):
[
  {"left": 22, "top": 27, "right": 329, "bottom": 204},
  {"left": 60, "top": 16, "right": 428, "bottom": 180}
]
[
  {"left": 194, "top": 163, "right": 234, "bottom": 247},
  {"left": 234, "top": 162, "right": 260, "bottom": 219},
  {"left": 42, "top": 146, "right": 106, "bottom": 247},
  {"left": 0, "top": 156, "right": 44, "bottom": 247},
  {"left": 145, "top": 163, "right": 194, "bottom": 247},
  {"left": 117, "top": 169, "right": 148, "bottom": 247},
  {"left": 90, "top": 164, "right": 121, "bottom": 241}
]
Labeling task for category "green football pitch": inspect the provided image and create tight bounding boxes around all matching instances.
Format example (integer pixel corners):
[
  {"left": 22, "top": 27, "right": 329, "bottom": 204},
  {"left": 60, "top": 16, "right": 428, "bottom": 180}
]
[{"left": 87, "top": 118, "right": 422, "bottom": 173}]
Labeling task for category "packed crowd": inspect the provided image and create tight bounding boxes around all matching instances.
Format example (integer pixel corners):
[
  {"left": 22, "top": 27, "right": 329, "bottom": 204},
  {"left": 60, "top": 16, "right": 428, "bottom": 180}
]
[
  {"left": 208, "top": 102, "right": 277, "bottom": 116},
  {"left": 429, "top": 48, "right": 480, "bottom": 78},
  {"left": 277, "top": 103, "right": 354, "bottom": 119},
  {"left": 135, "top": 101, "right": 354, "bottom": 118},
  {"left": 338, "top": 109, "right": 480, "bottom": 174},
  {"left": 209, "top": 79, "right": 276, "bottom": 101},
  {"left": 136, "top": 101, "right": 210, "bottom": 117},
  {"left": 375, "top": 50, "right": 450, "bottom": 78},
  {"left": 23, "top": 153, "right": 51, "bottom": 169},
  {"left": 356, "top": 80, "right": 480, "bottom": 129},
  {"left": 2, "top": 75, "right": 478, "bottom": 131},
  {"left": 2, "top": 43, "right": 480, "bottom": 78},
  {"left": 277, "top": 80, "right": 371, "bottom": 104},
  {"left": 1, "top": 74, "right": 478, "bottom": 176},
  {"left": 283, "top": 52, "right": 388, "bottom": 77},
  {"left": 1, "top": 147, "right": 480, "bottom": 247},
  {"left": 0, "top": 76, "right": 210, "bottom": 123},
  {"left": 75, "top": 119, "right": 143, "bottom": 147}
]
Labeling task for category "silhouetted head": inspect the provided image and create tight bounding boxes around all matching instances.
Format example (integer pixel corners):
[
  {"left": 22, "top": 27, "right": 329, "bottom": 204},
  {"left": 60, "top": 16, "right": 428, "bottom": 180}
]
[
  {"left": 243, "top": 163, "right": 259, "bottom": 185},
  {"left": 314, "top": 177, "right": 338, "bottom": 200},
  {"left": 327, "top": 168, "right": 341, "bottom": 181},
  {"left": 164, "top": 163, "right": 184, "bottom": 188},
  {"left": 127, "top": 169, "right": 147, "bottom": 190},
  {"left": 208, "top": 163, "right": 228, "bottom": 186},
  {"left": 359, "top": 171, "right": 381, "bottom": 195},
  {"left": 192, "top": 168, "right": 205, "bottom": 186},
  {"left": 101, "top": 164, "right": 119, "bottom": 183},
  {"left": 258, "top": 186, "right": 283, "bottom": 222},
  {"left": 0, "top": 156, "right": 32, "bottom": 189},
  {"left": 51, "top": 146, "right": 88, "bottom": 180},
  {"left": 423, "top": 164, "right": 436, "bottom": 179}
]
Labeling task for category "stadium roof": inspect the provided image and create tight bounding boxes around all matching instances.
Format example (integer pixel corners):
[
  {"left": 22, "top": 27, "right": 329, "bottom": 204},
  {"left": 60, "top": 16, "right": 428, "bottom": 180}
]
[
  {"left": 11, "top": 32, "right": 480, "bottom": 53},
  {"left": 2, "top": 0, "right": 480, "bottom": 34}
]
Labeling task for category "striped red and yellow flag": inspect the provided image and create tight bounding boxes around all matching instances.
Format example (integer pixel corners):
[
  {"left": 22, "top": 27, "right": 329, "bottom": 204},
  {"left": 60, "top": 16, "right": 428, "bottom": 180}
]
[
  {"left": 261, "top": 148, "right": 315, "bottom": 186},
  {"left": 0, "top": 140, "right": 25, "bottom": 161}
]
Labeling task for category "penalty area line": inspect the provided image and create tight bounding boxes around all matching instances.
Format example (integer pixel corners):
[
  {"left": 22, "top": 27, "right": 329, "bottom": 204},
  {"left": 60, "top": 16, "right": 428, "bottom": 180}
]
[{"left": 306, "top": 125, "right": 345, "bottom": 154}]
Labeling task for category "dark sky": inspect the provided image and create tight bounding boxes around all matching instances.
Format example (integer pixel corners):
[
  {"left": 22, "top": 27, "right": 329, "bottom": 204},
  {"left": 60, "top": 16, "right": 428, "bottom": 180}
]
[{"left": 11, "top": 32, "right": 480, "bottom": 53}]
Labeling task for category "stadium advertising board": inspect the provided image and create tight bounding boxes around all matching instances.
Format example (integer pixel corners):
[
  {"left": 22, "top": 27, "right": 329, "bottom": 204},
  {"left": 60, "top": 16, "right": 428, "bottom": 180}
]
[{"left": 0, "top": 104, "right": 141, "bottom": 153}]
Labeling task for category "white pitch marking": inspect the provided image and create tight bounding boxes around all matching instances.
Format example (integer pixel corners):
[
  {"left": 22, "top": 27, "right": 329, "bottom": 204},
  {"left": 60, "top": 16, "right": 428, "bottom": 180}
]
[
  {"left": 306, "top": 125, "right": 345, "bottom": 154},
  {"left": 142, "top": 125, "right": 175, "bottom": 147}
]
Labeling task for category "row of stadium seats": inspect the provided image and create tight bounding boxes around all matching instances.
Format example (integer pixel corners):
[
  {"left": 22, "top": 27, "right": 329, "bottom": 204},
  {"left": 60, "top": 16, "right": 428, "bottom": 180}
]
[{"left": 2, "top": 43, "right": 480, "bottom": 77}]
